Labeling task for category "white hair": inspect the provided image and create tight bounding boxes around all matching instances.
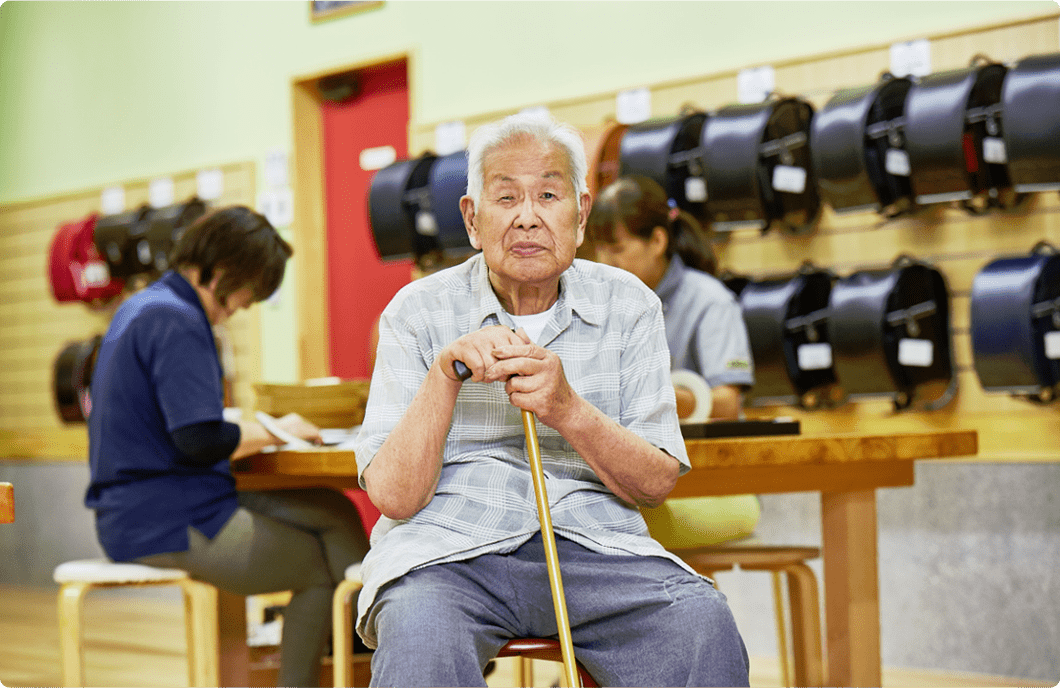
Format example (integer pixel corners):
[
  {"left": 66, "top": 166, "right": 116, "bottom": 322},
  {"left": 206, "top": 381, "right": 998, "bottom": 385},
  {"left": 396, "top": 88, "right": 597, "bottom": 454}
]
[{"left": 464, "top": 111, "right": 589, "bottom": 205}]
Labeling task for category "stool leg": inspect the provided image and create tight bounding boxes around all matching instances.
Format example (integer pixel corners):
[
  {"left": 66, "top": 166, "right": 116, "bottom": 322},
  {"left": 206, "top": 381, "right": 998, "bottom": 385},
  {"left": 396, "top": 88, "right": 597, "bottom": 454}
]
[
  {"left": 771, "top": 571, "right": 792, "bottom": 687},
  {"left": 181, "top": 579, "right": 220, "bottom": 688},
  {"left": 515, "top": 656, "right": 534, "bottom": 686},
  {"left": 57, "top": 582, "right": 90, "bottom": 687},
  {"left": 332, "top": 578, "right": 361, "bottom": 688},
  {"left": 785, "top": 563, "right": 824, "bottom": 687}
]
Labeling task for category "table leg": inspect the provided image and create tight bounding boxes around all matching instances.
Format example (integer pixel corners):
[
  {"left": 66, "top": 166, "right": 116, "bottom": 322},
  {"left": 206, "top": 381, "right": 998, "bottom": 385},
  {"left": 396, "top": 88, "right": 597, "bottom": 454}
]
[{"left": 821, "top": 489, "right": 881, "bottom": 688}]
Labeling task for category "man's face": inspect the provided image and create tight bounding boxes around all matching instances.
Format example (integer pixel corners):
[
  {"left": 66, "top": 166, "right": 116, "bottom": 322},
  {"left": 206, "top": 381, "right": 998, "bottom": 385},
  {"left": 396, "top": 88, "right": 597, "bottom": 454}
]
[{"left": 461, "top": 136, "right": 590, "bottom": 297}]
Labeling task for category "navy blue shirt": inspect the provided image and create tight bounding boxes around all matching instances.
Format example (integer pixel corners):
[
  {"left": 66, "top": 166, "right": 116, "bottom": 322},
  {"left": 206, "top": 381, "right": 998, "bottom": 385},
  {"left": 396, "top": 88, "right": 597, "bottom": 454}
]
[{"left": 86, "top": 271, "right": 238, "bottom": 561}]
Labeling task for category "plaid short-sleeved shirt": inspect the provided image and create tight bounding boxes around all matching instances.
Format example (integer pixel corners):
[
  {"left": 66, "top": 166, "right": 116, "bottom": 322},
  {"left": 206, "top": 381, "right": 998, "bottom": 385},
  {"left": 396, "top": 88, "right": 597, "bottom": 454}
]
[{"left": 353, "top": 254, "right": 696, "bottom": 646}]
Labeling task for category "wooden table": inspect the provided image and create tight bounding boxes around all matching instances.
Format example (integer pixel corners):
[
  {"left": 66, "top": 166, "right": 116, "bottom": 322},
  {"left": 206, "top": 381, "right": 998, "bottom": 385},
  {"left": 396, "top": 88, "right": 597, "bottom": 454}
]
[{"left": 230, "top": 428, "right": 978, "bottom": 687}]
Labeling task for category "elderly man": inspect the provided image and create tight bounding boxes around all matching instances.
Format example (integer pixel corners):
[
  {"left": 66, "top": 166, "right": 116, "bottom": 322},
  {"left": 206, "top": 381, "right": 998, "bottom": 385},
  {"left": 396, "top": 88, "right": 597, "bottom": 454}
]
[{"left": 353, "top": 112, "right": 749, "bottom": 687}]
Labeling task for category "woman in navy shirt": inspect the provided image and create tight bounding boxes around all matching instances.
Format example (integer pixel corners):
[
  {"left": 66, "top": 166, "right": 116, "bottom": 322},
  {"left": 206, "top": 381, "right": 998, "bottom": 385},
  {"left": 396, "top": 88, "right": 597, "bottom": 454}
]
[{"left": 86, "top": 206, "right": 368, "bottom": 687}]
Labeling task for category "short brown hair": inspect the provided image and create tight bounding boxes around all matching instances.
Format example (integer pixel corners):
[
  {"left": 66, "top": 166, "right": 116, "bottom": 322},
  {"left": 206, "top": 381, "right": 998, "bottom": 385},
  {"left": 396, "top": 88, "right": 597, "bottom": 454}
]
[{"left": 170, "top": 206, "right": 293, "bottom": 304}]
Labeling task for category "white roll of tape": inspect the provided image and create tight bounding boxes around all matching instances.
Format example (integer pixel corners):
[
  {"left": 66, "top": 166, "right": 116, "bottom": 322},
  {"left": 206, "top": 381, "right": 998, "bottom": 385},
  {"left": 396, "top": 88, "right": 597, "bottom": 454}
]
[{"left": 671, "top": 369, "right": 712, "bottom": 424}]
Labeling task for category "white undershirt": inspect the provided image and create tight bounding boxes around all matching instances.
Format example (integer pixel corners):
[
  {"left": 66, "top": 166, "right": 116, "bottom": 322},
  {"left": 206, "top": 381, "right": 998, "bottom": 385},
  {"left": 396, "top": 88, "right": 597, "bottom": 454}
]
[{"left": 508, "top": 302, "right": 557, "bottom": 345}]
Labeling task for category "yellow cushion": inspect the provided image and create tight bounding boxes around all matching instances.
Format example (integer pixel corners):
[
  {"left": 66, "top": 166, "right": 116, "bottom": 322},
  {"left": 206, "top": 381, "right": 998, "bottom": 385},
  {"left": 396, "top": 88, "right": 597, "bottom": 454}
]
[{"left": 642, "top": 494, "right": 761, "bottom": 549}]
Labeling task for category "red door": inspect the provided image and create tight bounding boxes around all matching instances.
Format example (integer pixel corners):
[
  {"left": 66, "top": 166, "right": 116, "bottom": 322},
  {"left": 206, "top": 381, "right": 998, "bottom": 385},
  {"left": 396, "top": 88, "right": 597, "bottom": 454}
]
[{"left": 322, "top": 59, "right": 412, "bottom": 379}]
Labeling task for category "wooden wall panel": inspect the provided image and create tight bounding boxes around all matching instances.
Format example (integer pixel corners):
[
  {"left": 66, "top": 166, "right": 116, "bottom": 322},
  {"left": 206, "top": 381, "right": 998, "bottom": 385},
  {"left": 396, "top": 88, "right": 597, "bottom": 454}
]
[
  {"left": 0, "top": 162, "right": 260, "bottom": 460},
  {"left": 408, "top": 12, "right": 1060, "bottom": 461}
]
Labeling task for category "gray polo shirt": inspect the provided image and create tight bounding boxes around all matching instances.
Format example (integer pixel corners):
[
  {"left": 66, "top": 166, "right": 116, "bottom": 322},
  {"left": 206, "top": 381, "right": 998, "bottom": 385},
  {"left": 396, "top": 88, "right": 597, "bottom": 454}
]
[{"left": 654, "top": 255, "right": 755, "bottom": 388}]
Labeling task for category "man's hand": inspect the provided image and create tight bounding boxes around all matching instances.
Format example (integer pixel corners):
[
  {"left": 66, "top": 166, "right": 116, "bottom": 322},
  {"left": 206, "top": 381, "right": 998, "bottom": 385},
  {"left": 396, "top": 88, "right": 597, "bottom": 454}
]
[
  {"left": 438, "top": 325, "right": 527, "bottom": 382},
  {"left": 487, "top": 329, "right": 575, "bottom": 429}
]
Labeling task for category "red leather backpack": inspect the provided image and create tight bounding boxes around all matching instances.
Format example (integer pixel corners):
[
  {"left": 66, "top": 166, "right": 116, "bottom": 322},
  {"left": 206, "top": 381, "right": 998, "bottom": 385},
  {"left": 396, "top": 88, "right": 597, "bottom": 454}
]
[{"left": 48, "top": 214, "right": 125, "bottom": 303}]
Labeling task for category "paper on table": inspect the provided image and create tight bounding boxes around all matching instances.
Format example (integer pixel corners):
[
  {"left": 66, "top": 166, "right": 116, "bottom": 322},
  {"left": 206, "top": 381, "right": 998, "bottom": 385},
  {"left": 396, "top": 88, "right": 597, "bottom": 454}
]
[{"left": 255, "top": 411, "right": 313, "bottom": 449}]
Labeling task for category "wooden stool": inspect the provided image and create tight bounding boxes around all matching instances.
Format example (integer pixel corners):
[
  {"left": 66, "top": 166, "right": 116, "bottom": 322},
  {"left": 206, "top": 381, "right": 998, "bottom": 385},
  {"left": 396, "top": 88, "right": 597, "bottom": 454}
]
[
  {"left": 496, "top": 637, "right": 598, "bottom": 687},
  {"left": 53, "top": 559, "right": 219, "bottom": 687},
  {"left": 332, "top": 564, "right": 372, "bottom": 688},
  {"left": 671, "top": 544, "right": 825, "bottom": 687},
  {"left": 0, "top": 482, "right": 13, "bottom": 523}
]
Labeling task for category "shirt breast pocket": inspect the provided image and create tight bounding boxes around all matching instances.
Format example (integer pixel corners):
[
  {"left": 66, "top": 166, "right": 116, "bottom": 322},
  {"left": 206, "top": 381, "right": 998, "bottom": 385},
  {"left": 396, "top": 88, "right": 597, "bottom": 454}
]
[{"left": 573, "top": 360, "right": 623, "bottom": 420}]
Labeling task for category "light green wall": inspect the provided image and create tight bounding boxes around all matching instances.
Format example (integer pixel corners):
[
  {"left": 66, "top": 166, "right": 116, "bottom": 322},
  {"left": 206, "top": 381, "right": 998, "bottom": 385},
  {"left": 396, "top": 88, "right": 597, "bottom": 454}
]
[{"left": 1, "top": 0, "right": 1056, "bottom": 380}]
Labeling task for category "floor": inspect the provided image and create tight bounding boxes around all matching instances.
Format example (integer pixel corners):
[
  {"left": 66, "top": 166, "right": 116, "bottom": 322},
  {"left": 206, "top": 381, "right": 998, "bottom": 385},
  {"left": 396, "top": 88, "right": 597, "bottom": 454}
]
[{"left": 0, "top": 584, "right": 1049, "bottom": 687}]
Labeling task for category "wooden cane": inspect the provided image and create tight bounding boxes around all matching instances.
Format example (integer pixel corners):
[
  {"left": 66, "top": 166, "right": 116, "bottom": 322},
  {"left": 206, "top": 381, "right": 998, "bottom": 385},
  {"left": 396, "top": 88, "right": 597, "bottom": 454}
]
[{"left": 455, "top": 362, "right": 581, "bottom": 688}]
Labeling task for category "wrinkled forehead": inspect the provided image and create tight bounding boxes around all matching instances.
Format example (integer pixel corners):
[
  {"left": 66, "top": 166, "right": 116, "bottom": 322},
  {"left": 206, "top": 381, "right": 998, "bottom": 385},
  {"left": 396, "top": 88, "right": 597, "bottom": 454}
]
[{"left": 482, "top": 136, "right": 573, "bottom": 190}]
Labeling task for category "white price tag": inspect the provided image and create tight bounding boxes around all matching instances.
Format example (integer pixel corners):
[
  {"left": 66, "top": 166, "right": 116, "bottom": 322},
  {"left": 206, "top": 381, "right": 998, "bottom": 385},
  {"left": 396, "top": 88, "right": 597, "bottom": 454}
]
[
  {"left": 415, "top": 211, "right": 438, "bottom": 236},
  {"left": 136, "top": 239, "right": 152, "bottom": 266},
  {"left": 1045, "top": 331, "right": 1060, "bottom": 360},
  {"left": 100, "top": 186, "right": 126, "bottom": 214},
  {"left": 196, "top": 168, "right": 224, "bottom": 200},
  {"left": 80, "top": 261, "right": 111, "bottom": 289},
  {"left": 983, "top": 137, "right": 1007, "bottom": 164},
  {"left": 434, "top": 121, "right": 466, "bottom": 156},
  {"left": 898, "top": 338, "right": 934, "bottom": 367},
  {"left": 359, "top": 145, "right": 397, "bottom": 172},
  {"left": 149, "top": 177, "right": 174, "bottom": 208},
  {"left": 737, "top": 65, "right": 775, "bottom": 104},
  {"left": 797, "top": 343, "right": 833, "bottom": 371},
  {"left": 684, "top": 177, "right": 707, "bottom": 203},
  {"left": 886, "top": 148, "right": 911, "bottom": 176},
  {"left": 616, "top": 87, "right": 652, "bottom": 125},
  {"left": 772, "top": 165, "right": 806, "bottom": 194},
  {"left": 890, "top": 38, "right": 932, "bottom": 78}
]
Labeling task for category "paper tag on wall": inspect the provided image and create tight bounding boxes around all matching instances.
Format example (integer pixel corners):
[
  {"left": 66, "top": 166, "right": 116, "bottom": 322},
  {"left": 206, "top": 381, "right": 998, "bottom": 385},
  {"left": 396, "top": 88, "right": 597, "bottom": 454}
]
[
  {"left": 100, "top": 186, "right": 126, "bottom": 214},
  {"left": 359, "top": 145, "right": 397, "bottom": 171},
  {"left": 772, "top": 165, "right": 806, "bottom": 194},
  {"left": 519, "top": 105, "right": 551, "bottom": 120},
  {"left": 264, "top": 150, "right": 289, "bottom": 188},
  {"left": 434, "top": 121, "right": 466, "bottom": 155},
  {"left": 737, "top": 65, "right": 775, "bottom": 104},
  {"left": 196, "top": 168, "right": 224, "bottom": 200},
  {"left": 616, "top": 87, "right": 651, "bottom": 125},
  {"left": 890, "top": 38, "right": 932, "bottom": 78},
  {"left": 797, "top": 343, "right": 833, "bottom": 371},
  {"left": 258, "top": 187, "right": 294, "bottom": 227},
  {"left": 1045, "top": 331, "right": 1060, "bottom": 360},
  {"left": 149, "top": 177, "right": 175, "bottom": 208},
  {"left": 898, "top": 338, "right": 934, "bottom": 367}
]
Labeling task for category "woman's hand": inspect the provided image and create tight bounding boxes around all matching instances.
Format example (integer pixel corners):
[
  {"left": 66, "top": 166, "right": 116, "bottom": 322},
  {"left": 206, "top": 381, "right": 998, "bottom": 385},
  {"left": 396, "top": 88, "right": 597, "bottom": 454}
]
[{"left": 274, "top": 412, "right": 324, "bottom": 445}]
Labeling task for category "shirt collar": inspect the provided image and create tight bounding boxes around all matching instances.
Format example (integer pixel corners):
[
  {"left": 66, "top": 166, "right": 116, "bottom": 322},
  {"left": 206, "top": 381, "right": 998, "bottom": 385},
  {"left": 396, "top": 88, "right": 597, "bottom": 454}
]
[
  {"left": 467, "top": 255, "right": 603, "bottom": 334},
  {"left": 159, "top": 270, "right": 209, "bottom": 320},
  {"left": 654, "top": 254, "right": 686, "bottom": 304}
]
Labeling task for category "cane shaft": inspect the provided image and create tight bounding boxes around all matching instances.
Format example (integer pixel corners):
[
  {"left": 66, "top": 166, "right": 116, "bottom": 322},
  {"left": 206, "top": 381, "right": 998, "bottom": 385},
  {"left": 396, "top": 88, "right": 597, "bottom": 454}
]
[{"left": 522, "top": 409, "right": 581, "bottom": 688}]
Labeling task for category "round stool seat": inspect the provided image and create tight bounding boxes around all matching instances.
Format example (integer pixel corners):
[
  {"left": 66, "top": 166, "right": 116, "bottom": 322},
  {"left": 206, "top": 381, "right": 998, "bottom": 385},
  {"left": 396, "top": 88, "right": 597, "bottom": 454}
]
[
  {"left": 53, "top": 558, "right": 190, "bottom": 584},
  {"left": 673, "top": 544, "right": 821, "bottom": 572}
]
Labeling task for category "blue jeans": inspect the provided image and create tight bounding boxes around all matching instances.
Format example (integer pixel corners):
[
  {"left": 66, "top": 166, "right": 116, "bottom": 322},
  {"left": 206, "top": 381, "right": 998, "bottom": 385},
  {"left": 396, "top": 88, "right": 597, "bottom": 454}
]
[{"left": 366, "top": 533, "right": 749, "bottom": 687}]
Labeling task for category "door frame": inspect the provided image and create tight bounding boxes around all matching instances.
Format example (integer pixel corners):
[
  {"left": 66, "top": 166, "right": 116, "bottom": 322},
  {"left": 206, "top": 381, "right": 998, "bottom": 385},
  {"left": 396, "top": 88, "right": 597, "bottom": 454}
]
[{"left": 289, "top": 51, "right": 415, "bottom": 379}]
